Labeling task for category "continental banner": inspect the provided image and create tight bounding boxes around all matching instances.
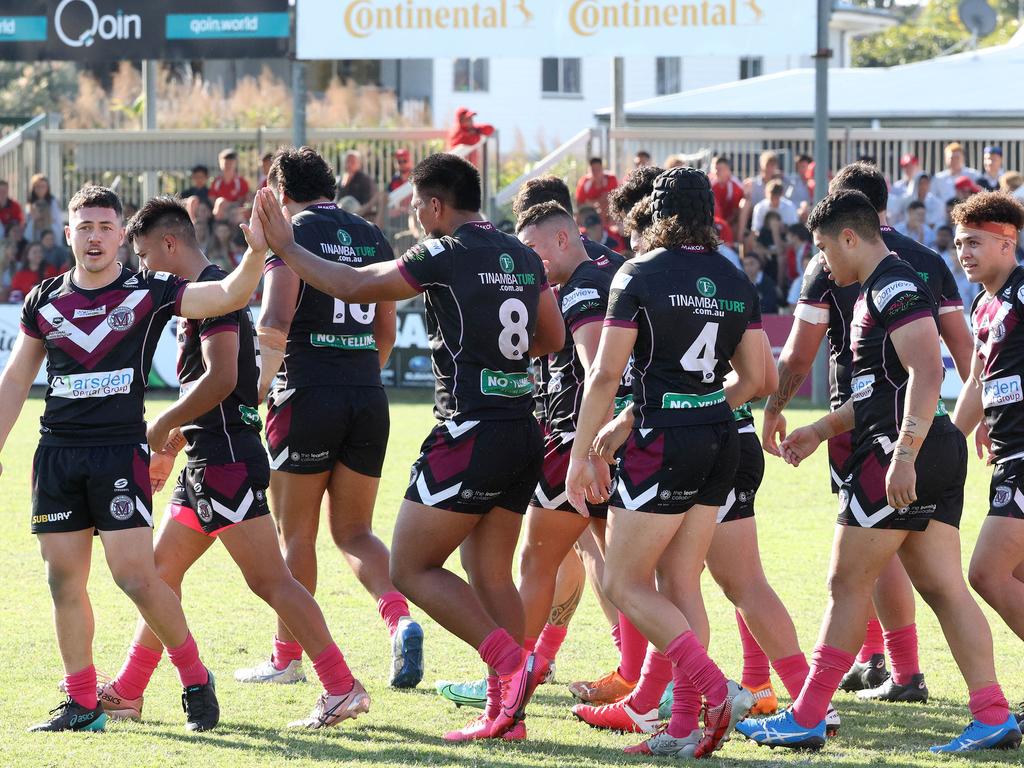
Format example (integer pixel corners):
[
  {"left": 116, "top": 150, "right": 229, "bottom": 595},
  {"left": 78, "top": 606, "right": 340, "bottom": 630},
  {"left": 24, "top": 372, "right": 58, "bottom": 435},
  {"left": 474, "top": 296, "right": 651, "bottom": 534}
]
[{"left": 297, "top": 0, "right": 816, "bottom": 59}]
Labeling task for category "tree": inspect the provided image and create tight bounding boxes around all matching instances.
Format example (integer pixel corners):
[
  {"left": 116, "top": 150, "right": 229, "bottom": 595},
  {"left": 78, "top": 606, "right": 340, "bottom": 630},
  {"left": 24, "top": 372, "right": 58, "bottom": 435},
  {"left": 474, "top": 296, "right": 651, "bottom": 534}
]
[
  {"left": 852, "top": 0, "right": 1021, "bottom": 67},
  {"left": 0, "top": 62, "right": 77, "bottom": 119}
]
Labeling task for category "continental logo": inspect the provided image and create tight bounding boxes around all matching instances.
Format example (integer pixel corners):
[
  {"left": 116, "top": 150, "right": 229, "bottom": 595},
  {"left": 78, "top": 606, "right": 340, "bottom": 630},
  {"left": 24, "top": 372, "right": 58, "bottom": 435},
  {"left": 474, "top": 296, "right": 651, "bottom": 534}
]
[
  {"left": 344, "top": 0, "right": 534, "bottom": 38},
  {"left": 569, "top": 0, "right": 763, "bottom": 36}
]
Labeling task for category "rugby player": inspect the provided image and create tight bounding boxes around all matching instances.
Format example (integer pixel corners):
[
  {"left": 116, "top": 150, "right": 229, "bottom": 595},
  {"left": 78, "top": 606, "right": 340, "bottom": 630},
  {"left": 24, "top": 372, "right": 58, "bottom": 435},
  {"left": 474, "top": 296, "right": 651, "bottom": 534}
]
[
  {"left": 90, "top": 196, "right": 369, "bottom": 729},
  {"left": 738, "top": 190, "right": 1020, "bottom": 753},
  {"left": 0, "top": 185, "right": 264, "bottom": 732},
  {"left": 950, "top": 191, "right": 1024, "bottom": 727},
  {"left": 231, "top": 147, "right": 423, "bottom": 690},
  {"left": 566, "top": 167, "right": 767, "bottom": 758},
  {"left": 761, "top": 162, "right": 972, "bottom": 703},
  {"left": 250, "top": 153, "right": 565, "bottom": 741}
]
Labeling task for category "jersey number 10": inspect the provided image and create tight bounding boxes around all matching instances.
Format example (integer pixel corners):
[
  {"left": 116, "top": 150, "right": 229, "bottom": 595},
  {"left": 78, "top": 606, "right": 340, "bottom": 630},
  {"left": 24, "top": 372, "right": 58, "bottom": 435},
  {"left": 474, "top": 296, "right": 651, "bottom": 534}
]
[{"left": 334, "top": 300, "right": 376, "bottom": 325}]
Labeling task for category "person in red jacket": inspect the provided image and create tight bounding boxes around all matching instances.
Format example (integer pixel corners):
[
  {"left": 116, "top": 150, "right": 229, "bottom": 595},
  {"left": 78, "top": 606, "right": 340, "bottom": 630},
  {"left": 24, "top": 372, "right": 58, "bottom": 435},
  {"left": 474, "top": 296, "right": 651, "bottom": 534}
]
[
  {"left": 0, "top": 180, "right": 24, "bottom": 234},
  {"left": 575, "top": 157, "right": 619, "bottom": 222},
  {"left": 448, "top": 107, "right": 494, "bottom": 168}
]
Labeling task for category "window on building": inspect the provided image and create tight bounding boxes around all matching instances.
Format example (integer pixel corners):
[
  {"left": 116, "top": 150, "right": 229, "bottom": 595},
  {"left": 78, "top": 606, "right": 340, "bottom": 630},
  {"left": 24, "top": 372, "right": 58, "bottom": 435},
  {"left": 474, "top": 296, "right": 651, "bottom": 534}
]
[
  {"left": 454, "top": 58, "right": 489, "bottom": 92},
  {"left": 739, "top": 56, "right": 764, "bottom": 80},
  {"left": 656, "top": 57, "right": 682, "bottom": 95},
  {"left": 542, "top": 58, "right": 582, "bottom": 96}
]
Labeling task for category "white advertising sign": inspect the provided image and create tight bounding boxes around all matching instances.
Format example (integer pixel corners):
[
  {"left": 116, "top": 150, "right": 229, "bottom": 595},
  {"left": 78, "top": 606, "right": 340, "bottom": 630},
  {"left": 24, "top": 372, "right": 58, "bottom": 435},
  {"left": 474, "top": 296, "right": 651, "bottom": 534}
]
[{"left": 297, "top": 0, "right": 817, "bottom": 59}]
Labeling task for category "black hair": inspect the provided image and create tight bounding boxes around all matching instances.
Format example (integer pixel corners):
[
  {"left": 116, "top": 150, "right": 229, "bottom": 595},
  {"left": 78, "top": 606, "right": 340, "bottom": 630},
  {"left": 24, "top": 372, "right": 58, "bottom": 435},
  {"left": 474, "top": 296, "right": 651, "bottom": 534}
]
[
  {"left": 68, "top": 185, "right": 122, "bottom": 218},
  {"left": 190, "top": 164, "right": 209, "bottom": 176},
  {"left": 830, "top": 161, "right": 888, "bottom": 213},
  {"left": 512, "top": 176, "right": 574, "bottom": 220},
  {"left": 411, "top": 153, "right": 482, "bottom": 212},
  {"left": 268, "top": 146, "right": 337, "bottom": 204},
  {"left": 646, "top": 167, "right": 719, "bottom": 252},
  {"left": 589, "top": 157, "right": 603, "bottom": 166},
  {"left": 607, "top": 165, "right": 664, "bottom": 225},
  {"left": 907, "top": 200, "right": 926, "bottom": 212},
  {"left": 515, "top": 201, "right": 575, "bottom": 234},
  {"left": 806, "top": 189, "right": 882, "bottom": 242},
  {"left": 125, "top": 195, "right": 197, "bottom": 245}
]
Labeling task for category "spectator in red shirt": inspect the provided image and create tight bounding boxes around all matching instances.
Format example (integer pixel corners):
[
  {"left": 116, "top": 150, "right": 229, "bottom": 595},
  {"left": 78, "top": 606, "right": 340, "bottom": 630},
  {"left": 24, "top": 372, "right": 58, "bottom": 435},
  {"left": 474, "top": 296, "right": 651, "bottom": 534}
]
[
  {"left": 575, "top": 156, "right": 619, "bottom": 221},
  {"left": 388, "top": 148, "right": 413, "bottom": 192},
  {"left": 9, "top": 241, "right": 57, "bottom": 301},
  {"left": 209, "top": 148, "right": 250, "bottom": 205},
  {"left": 448, "top": 107, "right": 494, "bottom": 169},
  {"left": 0, "top": 180, "right": 24, "bottom": 234},
  {"left": 710, "top": 155, "right": 743, "bottom": 232}
]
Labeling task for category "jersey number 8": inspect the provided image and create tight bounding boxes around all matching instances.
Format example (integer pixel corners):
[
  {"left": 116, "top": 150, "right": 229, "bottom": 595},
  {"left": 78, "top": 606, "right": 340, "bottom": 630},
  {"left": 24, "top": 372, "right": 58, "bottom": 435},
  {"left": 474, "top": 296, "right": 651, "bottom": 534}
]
[{"left": 498, "top": 298, "right": 530, "bottom": 360}]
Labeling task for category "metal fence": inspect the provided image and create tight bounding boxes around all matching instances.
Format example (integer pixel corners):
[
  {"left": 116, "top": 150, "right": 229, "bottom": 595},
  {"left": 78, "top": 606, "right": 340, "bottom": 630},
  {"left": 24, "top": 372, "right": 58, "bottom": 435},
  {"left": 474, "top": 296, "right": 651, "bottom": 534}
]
[{"left": 0, "top": 115, "right": 50, "bottom": 204}]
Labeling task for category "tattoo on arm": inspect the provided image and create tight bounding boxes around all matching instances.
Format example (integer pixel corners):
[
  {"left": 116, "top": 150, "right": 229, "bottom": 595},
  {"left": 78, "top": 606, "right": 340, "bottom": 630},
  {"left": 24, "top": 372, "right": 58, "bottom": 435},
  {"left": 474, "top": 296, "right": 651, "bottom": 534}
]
[
  {"left": 766, "top": 363, "right": 808, "bottom": 415},
  {"left": 547, "top": 581, "right": 585, "bottom": 628}
]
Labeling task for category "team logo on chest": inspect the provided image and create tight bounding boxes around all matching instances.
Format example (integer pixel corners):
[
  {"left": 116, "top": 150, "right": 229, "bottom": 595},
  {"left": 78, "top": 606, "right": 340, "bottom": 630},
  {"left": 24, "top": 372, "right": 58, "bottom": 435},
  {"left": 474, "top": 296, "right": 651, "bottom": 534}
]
[
  {"left": 337, "top": 229, "right": 353, "bottom": 247},
  {"left": 696, "top": 277, "right": 716, "bottom": 297},
  {"left": 107, "top": 306, "right": 136, "bottom": 331}
]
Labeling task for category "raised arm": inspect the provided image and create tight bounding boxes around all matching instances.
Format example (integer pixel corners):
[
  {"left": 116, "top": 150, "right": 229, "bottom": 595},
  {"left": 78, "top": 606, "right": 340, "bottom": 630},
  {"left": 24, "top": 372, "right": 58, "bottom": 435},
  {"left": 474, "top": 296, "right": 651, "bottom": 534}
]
[
  {"left": 254, "top": 188, "right": 418, "bottom": 304},
  {"left": 0, "top": 333, "right": 46, "bottom": 476}
]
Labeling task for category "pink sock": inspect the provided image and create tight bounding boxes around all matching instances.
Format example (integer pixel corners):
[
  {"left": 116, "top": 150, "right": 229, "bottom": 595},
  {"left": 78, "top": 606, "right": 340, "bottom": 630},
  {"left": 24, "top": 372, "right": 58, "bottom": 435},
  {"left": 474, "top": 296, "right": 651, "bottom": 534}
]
[
  {"left": 736, "top": 611, "right": 771, "bottom": 689},
  {"left": 376, "top": 591, "right": 411, "bottom": 636},
  {"left": 536, "top": 623, "right": 568, "bottom": 663},
  {"left": 667, "top": 669, "right": 702, "bottom": 738},
  {"left": 111, "top": 642, "right": 162, "bottom": 700},
  {"left": 627, "top": 646, "right": 673, "bottom": 713},
  {"left": 272, "top": 636, "right": 303, "bottom": 671},
  {"left": 617, "top": 612, "right": 645, "bottom": 683},
  {"left": 664, "top": 630, "right": 728, "bottom": 708},
  {"left": 883, "top": 624, "right": 920, "bottom": 685},
  {"left": 312, "top": 643, "right": 354, "bottom": 696},
  {"left": 524, "top": 636, "right": 538, "bottom": 652},
  {"left": 167, "top": 633, "right": 209, "bottom": 688},
  {"left": 791, "top": 645, "right": 855, "bottom": 728},
  {"left": 772, "top": 652, "right": 810, "bottom": 701},
  {"left": 611, "top": 623, "right": 623, "bottom": 653},
  {"left": 485, "top": 674, "right": 500, "bottom": 720},
  {"left": 478, "top": 628, "right": 522, "bottom": 676},
  {"left": 856, "top": 618, "right": 884, "bottom": 663},
  {"left": 65, "top": 665, "right": 98, "bottom": 710},
  {"left": 969, "top": 684, "right": 1010, "bottom": 726}
]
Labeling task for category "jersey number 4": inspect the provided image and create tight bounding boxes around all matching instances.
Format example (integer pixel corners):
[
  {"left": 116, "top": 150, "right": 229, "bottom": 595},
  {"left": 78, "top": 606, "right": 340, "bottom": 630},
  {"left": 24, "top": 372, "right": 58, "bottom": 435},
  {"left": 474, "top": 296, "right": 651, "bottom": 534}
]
[
  {"left": 680, "top": 322, "right": 719, "bottom": 383},
  {"left": 334, "top": 300, "right": 375, "bottom": 325}
]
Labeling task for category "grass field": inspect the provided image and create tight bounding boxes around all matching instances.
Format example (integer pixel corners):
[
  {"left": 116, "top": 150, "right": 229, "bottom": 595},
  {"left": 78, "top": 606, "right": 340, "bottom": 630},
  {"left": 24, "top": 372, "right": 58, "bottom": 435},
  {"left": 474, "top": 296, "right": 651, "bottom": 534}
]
[{"left": 1, "top": 390, "right": 1021, "bottom": 768}]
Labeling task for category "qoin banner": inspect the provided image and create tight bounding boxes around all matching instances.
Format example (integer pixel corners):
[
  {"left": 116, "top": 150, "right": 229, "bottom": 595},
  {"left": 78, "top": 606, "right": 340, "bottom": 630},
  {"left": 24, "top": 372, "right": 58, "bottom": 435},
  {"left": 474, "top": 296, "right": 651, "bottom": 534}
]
[
  {"left": 297, "top": 0, "right": 816, "bottom": 60},
  {"left": 0, "top": 0, "right": 291, "bottom": 62}
]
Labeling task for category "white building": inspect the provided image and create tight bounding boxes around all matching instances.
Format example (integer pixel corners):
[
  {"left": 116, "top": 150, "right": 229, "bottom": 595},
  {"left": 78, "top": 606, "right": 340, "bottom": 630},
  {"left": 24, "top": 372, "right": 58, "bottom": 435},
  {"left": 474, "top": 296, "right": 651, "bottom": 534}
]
[{"left": 427, "top": 3, "right": 896, "bottom": 151}]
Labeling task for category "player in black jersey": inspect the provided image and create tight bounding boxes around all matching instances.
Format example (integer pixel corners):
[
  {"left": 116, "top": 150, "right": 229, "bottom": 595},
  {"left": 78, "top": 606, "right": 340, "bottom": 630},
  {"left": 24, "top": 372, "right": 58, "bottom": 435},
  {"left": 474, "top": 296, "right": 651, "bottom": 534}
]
[
  {"left": 566, "top": 167, "right": 768, "bottom": 758},
  {"left": 739, "top": 190, "right": 1019, "bottom": 753},
  {"left": 951, "top": 192, "right": 1024, "bottom": 728},
  {"left": 232, "top": 148, "right": 424, "bottom": 692},
  {"left": 761, "top": 163, "right": 972, "bottom": 702},
  {"left": 251, "top": 153, "right": 565, "bottom": 741},
  {"left": 0, "top": 185, "right": 264, "bottom": 732},
  {"left": 85, "top": 196, "right": 367, "bottom": 730}
]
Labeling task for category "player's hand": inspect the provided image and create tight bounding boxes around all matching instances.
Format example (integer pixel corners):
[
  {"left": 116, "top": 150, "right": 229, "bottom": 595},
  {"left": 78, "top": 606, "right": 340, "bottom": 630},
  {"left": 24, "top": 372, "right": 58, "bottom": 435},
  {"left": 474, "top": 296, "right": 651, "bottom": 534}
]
[
  {"left": 240, "top": 195, "right": 269, "bottom": 254},
  {"left": 886, "top": 460, "right": 917, "bottom": 511},
  {"left": 146, "top": 415, "right": 171, "bottom": 455},
  {"left": 594, "top": 415, "right": 630, "bottom": 464},
  {"left": 761, "top": 410, "right": 787, "bottom": 457},
  {"left": 779, "top": 425, "right": 822, "bottom": 467},
  {"left": 566, "top": 455, "right": 610, "bottom": 518},
  {"left": 149, "top": 451, "right": 174, "bottom": 494},
  {"left": 254, "top": 187, "right": 296, "bottom": 256},
  {"left": 975, "top": 421, "right": 994, "bottom": 464}
]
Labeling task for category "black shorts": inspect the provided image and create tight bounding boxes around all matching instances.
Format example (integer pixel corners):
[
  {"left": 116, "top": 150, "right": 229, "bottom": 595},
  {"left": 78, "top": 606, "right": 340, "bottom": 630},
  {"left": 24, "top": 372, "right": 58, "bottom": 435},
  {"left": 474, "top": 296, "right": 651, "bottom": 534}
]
[
  {"left": 169, "top": 456, "right": 271, "bottom": 537},
  {"left": 717, "top": 428, "right": 764, "bottom": 524},
  {"left": 405, "top": 418, "right": 543, "bottom": 515},
  {"left": 837, "top": 429, "right": 966, "bottom": 531},
  {"left": 988, "top": 458, "right": 1024, "bottom": 520},
  {"left": 828, "top": 431, "right": 853, "bottom": 494},
  {"left": 266, "top": 385, "right": 389, "bottom": 477},
  {"left": 610, "top": 421, "right": 739, "bottom": 515},
  {"left": 531, "top": 431, "right": 608, "bottom": 519},
  {"left": 31, "top": 444, "right": 153, "bottom": 534}
]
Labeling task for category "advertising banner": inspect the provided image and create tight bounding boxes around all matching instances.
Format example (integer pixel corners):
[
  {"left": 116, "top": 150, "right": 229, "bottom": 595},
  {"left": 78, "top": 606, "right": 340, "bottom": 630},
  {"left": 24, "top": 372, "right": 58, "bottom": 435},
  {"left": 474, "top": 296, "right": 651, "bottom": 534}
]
[
  {"left": 0, "top": 0, "right": 291, "bottom": 62},
  {"left": 297, "top": 0, "right": 816, "bottom": 60}
]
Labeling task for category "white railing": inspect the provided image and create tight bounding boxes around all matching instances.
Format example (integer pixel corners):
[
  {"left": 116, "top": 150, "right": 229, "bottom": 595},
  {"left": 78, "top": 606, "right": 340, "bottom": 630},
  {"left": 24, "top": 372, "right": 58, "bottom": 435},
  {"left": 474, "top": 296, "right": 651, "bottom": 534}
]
[
  {"left": 0, "top": 114, "right": 48, "bottom": 203},
  {"left": 493, "top": 128, "right": 598, "bottom": 210}
]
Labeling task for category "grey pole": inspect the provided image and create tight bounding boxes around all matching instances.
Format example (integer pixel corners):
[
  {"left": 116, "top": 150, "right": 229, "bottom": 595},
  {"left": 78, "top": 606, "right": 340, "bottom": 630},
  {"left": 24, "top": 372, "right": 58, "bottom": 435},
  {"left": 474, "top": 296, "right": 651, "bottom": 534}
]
[
  {"left": 811, "top": 0, "right": 832, "bottom": 407},
  {"left": 292, "top": 60, "right": 307, "bottom": 148},
  {"left": 142, "top": 60, "right": 158, "bottom": 201},
  {"left": 611, "top": 57, "right": 624, "bottom": 176}
]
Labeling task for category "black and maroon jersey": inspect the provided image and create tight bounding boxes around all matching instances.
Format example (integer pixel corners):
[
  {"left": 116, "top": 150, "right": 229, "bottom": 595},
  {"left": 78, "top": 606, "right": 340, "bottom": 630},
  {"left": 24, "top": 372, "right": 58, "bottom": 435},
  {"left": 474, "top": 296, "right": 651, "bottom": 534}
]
[
  {"left": 850, "top": 255, "right": 952, "bottom": 444},
  {"left": 971, "top": 266, "right": 1024, "bottom": 462},
  {"left": 20, "top": 266, "right": 188, "bottom": 446},
  {"left": 176, "top": 264, "right": 263, "bottom": 467},
  {"left": 796, "top": 227, "right": 963, "bottom": 410},
  {"left": 265, "top": 202, "right": 394, "bottom": 390},
  {"left": 583, "top": 236, "right": 625, "bottom": 271},
  {"left": 606, "top": 246, "right": 762, "bottom": 429},
  {"left": 547, "top": 260, "right": 611, "bottom": 435},
  {"left": 397, "top": 220, "right": 548, "bottom": 422}
]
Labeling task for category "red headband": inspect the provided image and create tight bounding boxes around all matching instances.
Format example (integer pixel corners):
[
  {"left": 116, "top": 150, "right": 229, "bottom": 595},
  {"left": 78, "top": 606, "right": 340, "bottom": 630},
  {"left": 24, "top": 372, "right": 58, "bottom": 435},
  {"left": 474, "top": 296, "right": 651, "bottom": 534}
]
[{"left": 964, "top": 220, "right": 1019, "bottom": 239}]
